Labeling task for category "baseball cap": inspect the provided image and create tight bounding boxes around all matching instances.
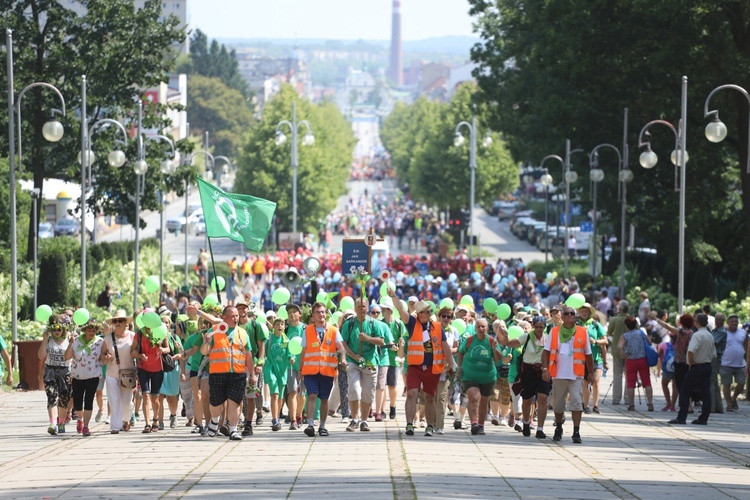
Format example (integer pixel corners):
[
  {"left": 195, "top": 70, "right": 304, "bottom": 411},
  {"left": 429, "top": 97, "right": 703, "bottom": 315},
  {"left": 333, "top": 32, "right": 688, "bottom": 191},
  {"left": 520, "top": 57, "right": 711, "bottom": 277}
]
[
  {"left": 380, "top": 300, "right": 394, "bottom": 310},
  {"left": 408, "top": 296, "right": 419, "bottom": 303},
  {"left": 285, "top": 303, "right": 301, "bottom": 314}
]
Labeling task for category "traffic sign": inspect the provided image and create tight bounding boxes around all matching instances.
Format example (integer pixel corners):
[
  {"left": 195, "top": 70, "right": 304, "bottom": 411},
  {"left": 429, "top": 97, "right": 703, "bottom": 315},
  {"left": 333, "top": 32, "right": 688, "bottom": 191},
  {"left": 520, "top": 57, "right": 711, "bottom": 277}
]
[
  {"left": 571, "top": 204, "right": 582, "bottom": 216},
  {"left": 579, "top": 221, "right": 593, "bottom": 233}
]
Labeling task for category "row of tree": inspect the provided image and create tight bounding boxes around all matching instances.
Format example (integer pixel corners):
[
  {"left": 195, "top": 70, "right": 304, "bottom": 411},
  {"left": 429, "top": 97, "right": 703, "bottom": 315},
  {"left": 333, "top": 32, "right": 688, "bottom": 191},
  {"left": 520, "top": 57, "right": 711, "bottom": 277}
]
[
  {"left": 381, "top": 83, "right": 519, "bottom": 212},
  {"left": 468, "top": 0, "right": 750, "bottom": 297}
]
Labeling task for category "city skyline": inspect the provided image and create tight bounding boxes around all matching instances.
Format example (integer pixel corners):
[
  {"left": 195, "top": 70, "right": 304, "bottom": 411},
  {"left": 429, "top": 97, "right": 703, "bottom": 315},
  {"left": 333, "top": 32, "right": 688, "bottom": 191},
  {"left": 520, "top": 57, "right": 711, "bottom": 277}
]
[{"left": 187, "top": 0, "right": 477, "bottom": 42}]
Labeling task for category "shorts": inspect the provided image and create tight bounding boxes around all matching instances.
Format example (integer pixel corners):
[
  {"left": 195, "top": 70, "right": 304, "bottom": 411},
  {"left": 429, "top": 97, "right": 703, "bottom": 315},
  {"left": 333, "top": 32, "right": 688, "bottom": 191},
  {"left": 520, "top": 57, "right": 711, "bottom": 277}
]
[
  {"left": 552, "top": 378, "right": 583, "bottom": 413},
  {"left": 376, "top": 366, "right": 388, "bottom": 391},
  {"left": 720, "top": 365, "right": 746, "bottom": 386},
  {"left": 490, "top": 378, "right": 511, "bottom": 405},
  {"left": 208, "top": 372, "right": 246, "bottom": 407},
  {"left": 519, "top": 365, "right": 550, "bottom": 400},
  {"left": 386, "top": 366, "right": 398, "bottom": 387},
  {"left": 285, "top": 367, "right": 300, "bottom": 394},
  {"left": 462, "top": 380, "right": 495, "bottom": 398},
  {"left": 303, "top": 373, "right": 335, "bottom": 400},
  {"left": 347, "top": 364, "right": 377, "bottom": 404},
  {"left": 662, "top": 371, "right": 675, "bottom": 382},
  {"left": 406, "top": 366, "right": 441, "bottom": 396},
  {"left": 137, "top": 368, "right": 164, "bottom": 396},
  {"left": 189, "top": 370, "right": 199, "bottom": 378},
  {"left": 265, "top": 370, "right": 287, "bottom": 396}
]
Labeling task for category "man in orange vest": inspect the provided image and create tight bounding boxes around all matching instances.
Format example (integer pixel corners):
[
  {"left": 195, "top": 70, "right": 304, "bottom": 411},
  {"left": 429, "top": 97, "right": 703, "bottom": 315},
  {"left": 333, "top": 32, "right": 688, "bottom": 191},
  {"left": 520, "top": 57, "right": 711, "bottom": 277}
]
[
  {"left": 389, "top": 288, "right": 457, "bottom": 437},
  {"left": 299, "top": 301, "right": 348, "bottom": 437},
  {"left": 541, "top": 306, "right": 594, "bottom": 444},
  {"left": 200, "top": 306, "right": 256, "bottom": 441}
]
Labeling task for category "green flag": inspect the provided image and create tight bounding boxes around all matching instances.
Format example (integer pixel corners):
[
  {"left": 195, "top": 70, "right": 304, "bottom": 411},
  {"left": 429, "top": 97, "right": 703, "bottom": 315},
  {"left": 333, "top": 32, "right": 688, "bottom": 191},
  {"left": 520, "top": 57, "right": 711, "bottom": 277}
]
[{"left": 196, "top": 176, "right": 276, "bottom": 252}]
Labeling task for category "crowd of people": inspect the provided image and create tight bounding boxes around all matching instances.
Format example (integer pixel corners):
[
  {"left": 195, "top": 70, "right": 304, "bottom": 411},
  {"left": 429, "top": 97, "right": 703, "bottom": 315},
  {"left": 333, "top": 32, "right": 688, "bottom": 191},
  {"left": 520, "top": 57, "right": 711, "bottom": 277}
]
[{"left": 39, "top": 255, "right": 749, "bottom": 440}]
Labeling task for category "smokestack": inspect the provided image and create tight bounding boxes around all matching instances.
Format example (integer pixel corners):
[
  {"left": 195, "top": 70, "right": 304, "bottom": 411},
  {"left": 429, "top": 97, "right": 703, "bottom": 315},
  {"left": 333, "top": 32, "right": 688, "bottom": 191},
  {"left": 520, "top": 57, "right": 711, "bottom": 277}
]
[{"left": 389, "top": 0, "right": 403, "bottom": 86}]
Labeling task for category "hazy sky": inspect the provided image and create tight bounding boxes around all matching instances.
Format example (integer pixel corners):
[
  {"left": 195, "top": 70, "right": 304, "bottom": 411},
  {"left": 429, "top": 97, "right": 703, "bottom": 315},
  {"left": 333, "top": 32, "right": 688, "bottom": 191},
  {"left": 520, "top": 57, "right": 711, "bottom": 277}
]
[{"left": 188, "top": 0, "right": 477, "bottom": 41}]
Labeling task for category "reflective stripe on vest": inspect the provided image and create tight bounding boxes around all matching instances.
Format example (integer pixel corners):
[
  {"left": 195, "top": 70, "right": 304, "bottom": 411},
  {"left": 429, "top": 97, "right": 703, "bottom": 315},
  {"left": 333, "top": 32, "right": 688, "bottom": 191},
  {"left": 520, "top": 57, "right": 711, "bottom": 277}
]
[
  {"left": 209, "top": 328, "right": 247, "bottom": 374},
  {"left": 548, "top": 325, "right": 587, "bottom": 378},
  {"left": 406, "top": 320, "right": 445, "bottom": 374},
  {"left": 300, "top": 324, "right": 339, "bottom": 378}
]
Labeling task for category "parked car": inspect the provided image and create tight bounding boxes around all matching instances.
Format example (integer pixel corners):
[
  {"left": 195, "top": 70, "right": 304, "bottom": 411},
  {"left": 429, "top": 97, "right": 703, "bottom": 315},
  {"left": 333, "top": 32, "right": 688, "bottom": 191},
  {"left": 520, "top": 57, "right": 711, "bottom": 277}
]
[
  {"left": 167, "top": 207, "right": 203, "bottom": 234},
  {"left": 38, "top": 222, "right": 54, "bottom": 239},
  {"left": 193, "top": 214, "right": 206, "bottom": 236},
  {"left": 54, "top": 217, "right": 80, "bottom": 237},
  {"left": 496, "top": 201, "right": 519, "bottom": 220}
]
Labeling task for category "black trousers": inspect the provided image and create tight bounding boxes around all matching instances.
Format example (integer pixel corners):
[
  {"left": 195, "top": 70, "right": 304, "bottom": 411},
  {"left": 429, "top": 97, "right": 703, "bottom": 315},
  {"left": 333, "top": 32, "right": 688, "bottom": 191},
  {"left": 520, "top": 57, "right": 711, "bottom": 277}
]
[
  {"left": 677, "top": 363, "right": 711, "bottom": 423},
  {"left": 72, "top": 377, "right": 100, "bottom": 412}
]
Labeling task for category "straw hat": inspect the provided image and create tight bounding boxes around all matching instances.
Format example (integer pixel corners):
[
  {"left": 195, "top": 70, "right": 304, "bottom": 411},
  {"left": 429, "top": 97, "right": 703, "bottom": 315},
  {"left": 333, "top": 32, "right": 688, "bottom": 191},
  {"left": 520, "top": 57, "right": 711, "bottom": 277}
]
[
  {"left": 105, "top": 309, "right": 132, "bottom": 325},
  {"left": 578, "top": 302, "right": 597, "bottom": 317}
]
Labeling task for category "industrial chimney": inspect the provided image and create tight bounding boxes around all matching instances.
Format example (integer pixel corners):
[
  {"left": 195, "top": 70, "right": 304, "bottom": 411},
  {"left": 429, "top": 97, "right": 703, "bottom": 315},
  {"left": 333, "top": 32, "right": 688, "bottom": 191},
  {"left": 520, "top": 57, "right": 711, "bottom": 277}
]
[{"left": 389, "top": 0, "right": 403, "bottom": 86}]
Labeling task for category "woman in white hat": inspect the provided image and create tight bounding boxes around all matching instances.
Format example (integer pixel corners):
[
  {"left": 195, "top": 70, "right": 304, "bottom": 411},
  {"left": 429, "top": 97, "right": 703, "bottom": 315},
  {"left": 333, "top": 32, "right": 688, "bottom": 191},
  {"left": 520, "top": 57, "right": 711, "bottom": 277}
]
[{"left": 100, "top": 310, "right": 136, "bottom": 433}]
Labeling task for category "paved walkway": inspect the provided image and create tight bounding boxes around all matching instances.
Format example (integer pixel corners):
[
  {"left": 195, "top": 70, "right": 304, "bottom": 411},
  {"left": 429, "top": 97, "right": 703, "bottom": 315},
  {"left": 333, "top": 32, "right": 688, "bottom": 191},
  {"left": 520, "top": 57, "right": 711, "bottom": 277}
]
[{"left": 2, "top": 371, "right": 749, "bottom": 499}]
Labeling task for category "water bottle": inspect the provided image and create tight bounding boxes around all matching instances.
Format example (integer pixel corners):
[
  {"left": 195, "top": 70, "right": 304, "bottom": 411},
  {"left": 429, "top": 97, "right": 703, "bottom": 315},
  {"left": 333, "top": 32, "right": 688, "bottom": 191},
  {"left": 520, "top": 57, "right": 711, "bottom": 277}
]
[{"left": 603, "top": 368, "right": 608, "bottom": 378}]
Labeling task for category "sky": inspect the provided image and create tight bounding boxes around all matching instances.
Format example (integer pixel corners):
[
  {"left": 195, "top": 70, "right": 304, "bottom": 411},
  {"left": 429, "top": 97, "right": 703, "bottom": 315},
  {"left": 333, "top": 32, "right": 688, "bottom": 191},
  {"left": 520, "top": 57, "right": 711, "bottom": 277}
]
[{"left": 187, "top": 0, "right": 477, "bottom": 41}]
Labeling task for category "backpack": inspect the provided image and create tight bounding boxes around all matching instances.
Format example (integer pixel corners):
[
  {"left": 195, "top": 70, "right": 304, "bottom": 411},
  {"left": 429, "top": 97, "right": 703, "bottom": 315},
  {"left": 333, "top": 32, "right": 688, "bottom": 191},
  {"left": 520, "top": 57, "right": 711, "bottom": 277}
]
[
  {"left": 96, "top": 291, "right": 108, "bottom": 308},
  {"left": 662, "top": 342, "right": 675, "bottom": 374}
]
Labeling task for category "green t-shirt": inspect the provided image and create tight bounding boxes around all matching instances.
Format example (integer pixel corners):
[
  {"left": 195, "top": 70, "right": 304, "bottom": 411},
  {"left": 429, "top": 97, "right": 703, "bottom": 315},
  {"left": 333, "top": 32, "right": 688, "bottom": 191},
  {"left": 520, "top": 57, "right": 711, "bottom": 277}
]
[
  {"left": 340, "top": 317, "right": 385, "bottom": 365},
  {"left": 264, "top": 333, "right": 293, "bottom": 378},
  {"left": 385, "top": 319, "right": 407, "bottom": 367},
  {"left": 286, "top": 323, "right": 305, "bottom": 372},
  {"left": 0, "top": 336, "right": 7, "bottom": 378},
  {"left": 581, "top": 319, "right": 606, "bottom": 365},
  {"left": 183, "top": 331, "right": 205, "bottom": 373},
  {"left": 375, "top": 320, "right": 395, "bottom": 367},
  {"left": 459, "top": 334, "right": 497, "bottom": 384},
  {"left": 245, "top": 320, "right": 269, "bottom": 360}
]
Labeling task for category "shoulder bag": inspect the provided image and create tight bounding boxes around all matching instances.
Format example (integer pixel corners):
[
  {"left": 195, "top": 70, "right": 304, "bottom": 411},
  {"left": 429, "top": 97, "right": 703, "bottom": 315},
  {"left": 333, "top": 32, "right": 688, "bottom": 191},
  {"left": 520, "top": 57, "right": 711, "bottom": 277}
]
[
  {"left": 642, "top": 333, "right": 658, "bottom": 367},
  {"left": 113, "top": 333, "right": 137, "bottom": 390}
]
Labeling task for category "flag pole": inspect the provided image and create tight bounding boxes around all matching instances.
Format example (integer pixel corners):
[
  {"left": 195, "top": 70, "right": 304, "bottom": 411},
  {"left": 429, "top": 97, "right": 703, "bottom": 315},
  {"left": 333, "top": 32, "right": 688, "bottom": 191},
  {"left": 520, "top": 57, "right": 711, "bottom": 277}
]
[{"left": 206, "top": 236, "right": 222, "bottom": 305}]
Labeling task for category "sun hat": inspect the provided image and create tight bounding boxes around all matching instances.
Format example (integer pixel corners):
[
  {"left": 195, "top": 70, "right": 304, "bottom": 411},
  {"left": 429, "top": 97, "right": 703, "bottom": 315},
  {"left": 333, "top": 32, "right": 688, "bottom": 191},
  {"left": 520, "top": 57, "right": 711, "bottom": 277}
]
[
  {"left": 105, "top": 309, "right": 132, "bottom": 325},
  {"left": 414, "top": 300, "right": 431, "bottom": 314}
]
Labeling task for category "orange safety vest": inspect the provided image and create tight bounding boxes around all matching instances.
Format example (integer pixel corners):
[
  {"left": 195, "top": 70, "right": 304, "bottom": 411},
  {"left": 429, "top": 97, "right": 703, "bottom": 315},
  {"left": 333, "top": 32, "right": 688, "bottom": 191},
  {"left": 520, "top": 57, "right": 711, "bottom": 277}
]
[
  {"left": 339, "top": 286, "right": 353, "bottom": 298},
  {"left": 406, "top": 320, "right": 445, "bottom": 374},
  {"left": 301, "top": 324, "right": 339, "bottom": 378},
  {"left": 548, "top": 325, "right": 588, "bottom": 378},
  {"left": 208, "top": 327, "right": 248, "bottom": 374}
]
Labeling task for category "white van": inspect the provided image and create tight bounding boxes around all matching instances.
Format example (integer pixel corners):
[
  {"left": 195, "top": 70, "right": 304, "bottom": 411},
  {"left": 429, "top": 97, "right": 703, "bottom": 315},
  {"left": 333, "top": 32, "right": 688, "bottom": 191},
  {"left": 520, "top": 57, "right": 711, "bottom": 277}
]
[{"left": 371, "top": 239, "right": 391, "bottom": 275}]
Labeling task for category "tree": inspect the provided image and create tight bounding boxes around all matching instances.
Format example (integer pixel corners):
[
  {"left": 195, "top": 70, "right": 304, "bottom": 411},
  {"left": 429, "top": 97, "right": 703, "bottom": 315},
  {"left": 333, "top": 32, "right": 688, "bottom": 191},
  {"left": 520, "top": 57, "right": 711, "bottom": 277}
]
[
  {"left": 0, "top": 0, "right": 186, "bottom": 261},
  {"left": 468, "top": 0, "right": 750, "bottom": 297},
  {"left": 189, "top": 29, "right": 250, "bottom": 99},
  {"left": 234, "top": 85, "right": 355, "bottom": 233}
]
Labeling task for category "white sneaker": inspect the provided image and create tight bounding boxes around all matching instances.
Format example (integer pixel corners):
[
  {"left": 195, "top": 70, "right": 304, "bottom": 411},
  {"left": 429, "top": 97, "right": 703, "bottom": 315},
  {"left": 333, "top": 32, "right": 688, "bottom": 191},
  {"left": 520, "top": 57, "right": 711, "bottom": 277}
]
[
  {"left": 436, "top": 428, "right": 444, "bottom": 434},
  {"left": 105, "top": 416, "right": 110, "bottom": 425},
  {"left": 500, "top": 418, "right": 508, "bottom": 426}
]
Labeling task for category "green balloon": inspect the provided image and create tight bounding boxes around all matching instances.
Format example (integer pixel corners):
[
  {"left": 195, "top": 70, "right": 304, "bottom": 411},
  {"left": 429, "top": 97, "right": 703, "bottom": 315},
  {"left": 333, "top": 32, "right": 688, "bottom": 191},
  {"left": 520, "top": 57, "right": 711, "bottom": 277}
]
[
  {"left": 150, "top": 324, "right": 168, "bottom": 343},
  {"left": 288, "top": 337, "right": 303, "bottom": 356},
  {"left": 497, "top": 303, "right": 512, "bottom": 321},
  {"left": 211, "top": 276, "right": 226, "bottom": 292},
  {"left": 460, "top": 295, "right": 474, "bottom": 305},
  {"left": 176, "top": 314, "right": 189, "bottom": 322},
  {"left": 203, "top": 294, "right": 219, "bottom": 307},
  {"left": 427, "top": 300, "right": 436, "bottom": 313},
  {"left": 316, "top": 291, "right": 327, "bottom": 303},
  {"left": 272, "top": 287, "right": 291, "bottom": 305},
  {"left": 259, "top": 322, "right": 269, "bottom": 336},
  {"left": 143, "top": 311, "right": 162, "bottom": 329},
  {"left": 36, "top": 305, "right": 52, "bottom": 323},
  {"left": 565, "top": 293, "right": 586, "bottom": 309},
  {"left": 145, "top": 275, "right": 160, "bottom": 294},
  {"left": 277, "top": 306, "right": 288, "bottom": 320},
  {"left": 452, "top": 318, "right": 466, "bottom": 335},
  {"left": 483, "top": 298, "right": 498, "bottom": 314},
  {"left": 508, "top": 325, "right": 524, "bottom": 340},
  {"left": 379, "top": 280, "right": 396, "bottom": 298},
  {"left": 331, "top": 311, "right": 343, "bottom": 325},
  {"left": 439, "top": 298, "right": 454, "bottom": 310},
  {"left": 72, "top": 308, "right": 90, "bottom": 326},
  {"left": 339, "top": 296, "right": 355, "bottom": 312},
  {"left": 135, "top": 313, "right": 145, "bottom": 329}
]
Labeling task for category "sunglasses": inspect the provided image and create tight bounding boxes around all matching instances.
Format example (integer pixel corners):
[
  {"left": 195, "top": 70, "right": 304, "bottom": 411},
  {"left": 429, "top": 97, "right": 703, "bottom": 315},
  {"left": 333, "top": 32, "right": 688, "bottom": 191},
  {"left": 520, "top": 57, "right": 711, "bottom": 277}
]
[
  {"left": 562, "top": 312, "right": 576, "bottom": 316},
  {"left": 369, "top": 311, "right": 381, "bottom": 315},
  {"left": 111, "top": 318, "right": 127, "bottom": 324},
  {"left": 440, "top": 315, "right": 453, "bottom": 320}
]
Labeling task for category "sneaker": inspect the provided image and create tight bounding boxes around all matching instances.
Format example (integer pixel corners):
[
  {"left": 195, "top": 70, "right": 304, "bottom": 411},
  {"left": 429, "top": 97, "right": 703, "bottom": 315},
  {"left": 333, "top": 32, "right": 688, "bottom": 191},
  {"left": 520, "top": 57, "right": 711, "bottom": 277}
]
[
  {"left": 593, "top": 406, "right": 601, "bottom": 414},
  {"left": 346, "top": 420, "right": 358, "bottom": 432},
  {"left": 360, "top": 421, "right": 370, "bottom": 432},
  {"left": 536, "top": 430, "right": 547, "bottom": 439},
  {"left": 130, "top": 414, "right": 136, "bottom": 425},
  {"left": 169, "top": 415, "right": 177, "bottom": 429},
  {"left": 522, "top": 423, "right": 530, "bottom": 437},
  {"left": 668, "top": 418, "right": 686, "bottom": 425},
  {"left": 507, "top": 414, "right": 515, "bottom": 427},
  {"left": 341, "top": 416, "right": 349, "bottom": 424},
  {"left": 514, "top": 423, "right": 523, "bottom": 433},
  {"left": 477, "top": 425, "right": 485, "bottom": 435},
  {"left": 304, "top": 425, "right": 316, "bottom": 437},
  {"left": 95, "top": 410, "right": 103, "bottom": 423},
  {"left": 110, "top": 430, "right": 120, "bottom": 434},
  {"left": 368, "top": 409, "right": 374, "bottom": 419},
  {"left": 691, "top": 419, "right": 708, "bottom": 425},
  {"left": 380, "top": 411, "right": 386, "bottom": 420},
  {"left": 134, "top": 413, "right": 140, "bottom": 421},
  {"left": 158, "top": 421, "right": 165, "bottom": 431},
  {"left": 219, "top": 424, "right": 230, "bottom": 437},
  {"left": 500, "top": 418, "right": 508, "bottom": 426},
  {"left": 491, "top": 416, "right": 500, "bottom": 426},
  {"left": 424, "top": 425, "right": 433, "bottom": 437},
  {"left": 572, "top": 433, "right": 582, "bottom": 444},
  {"left": 289, "top": 422, "right": 299, "bottom": 431},
  {"left": 256, "top": 413, "right": 264, "bottom": 426},
  {"left": 242, "top": 424, "right": 254, "bottom": 437},
  {"left": 229, "top": 431, "right": 243, "bottom": 441},
  {"left": 553, "top": 426, "right": 563, "bottom": 442},
  {"left": 583, "top": 407, "right": 592, "bottom": 414},
  {"left": 436, "top": 428, "right": 444, "bottom": 435},
  {"left": 201, "top": 425, "right": 209, "bottom": 436},
  {"left": 71, "top": 410, "right": 79, "bottom": 421},
  {"left": 104, "top": 416, "right": 110, "bottom": 425},
  {"left": 77, "top": 420, "right": 84, "bottom": 434},
  {"left": 453, "top": 419, "right": 462, "bottom": 430},
  {"left": 375, "top": 413, "right": 383, "bottom": 422},
  {"left": 262, "top": 405, "right": 270, "bottom": 413},
  {"left": 471, "top": 423, "right": 479, "bottom": 435},
  {"left": 419, "top": 420, "right": 426, "bottom": 428},
  {"left": 82, "top": 426, "right": 91, "bottom": 437},
  {"left": 57, "top": 424, "right": 66, "bottom": 434},
  {"left": 389, "top": 407, "right": 396, "bottom": 419},
  {"left": 405, "top": 424, "right": 414, "bottom": 436},
  {"left": 47, "top": 425, "right": 57, "bottom": 436},
  {"left": 192, "top": 425, "right": 203, "bottom": 434},
  {"left": 732, "top": 401, "right": 739, "bottom": 410},
  {"left": 272, "top": 422, "right": 282, "bottom": 431}
]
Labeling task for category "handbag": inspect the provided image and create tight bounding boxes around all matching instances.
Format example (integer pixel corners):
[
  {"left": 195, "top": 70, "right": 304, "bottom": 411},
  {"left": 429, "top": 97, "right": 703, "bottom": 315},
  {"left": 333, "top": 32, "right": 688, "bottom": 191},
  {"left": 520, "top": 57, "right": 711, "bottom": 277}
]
[
  {"left": 113, "top": 333, "right": 137, "bottom": 390},
  {"left": 162, "top": 334, "right": 176, "bottom": 373},
  {"left": 642, "top": 333, "right": 658, "bottom": 367}
]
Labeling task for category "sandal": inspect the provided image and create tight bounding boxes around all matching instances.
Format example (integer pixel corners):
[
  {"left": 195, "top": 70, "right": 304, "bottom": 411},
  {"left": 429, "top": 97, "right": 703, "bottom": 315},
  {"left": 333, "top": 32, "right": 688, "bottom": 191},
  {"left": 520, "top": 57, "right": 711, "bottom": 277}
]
[
  {"left": 318, "top": 428, "right": 329, "bottom": 436},
  {"left": 627, "top": 406, "right": 635, "bottom": 411},
  {"left": 142, "top": 424, "right": 152, "bottom": 433},
  {"left": 151, "top": 421, "right": 159, "bottom": 432},
  {"left": 123, "top": 421, "right": 131, "bottom": 432}
]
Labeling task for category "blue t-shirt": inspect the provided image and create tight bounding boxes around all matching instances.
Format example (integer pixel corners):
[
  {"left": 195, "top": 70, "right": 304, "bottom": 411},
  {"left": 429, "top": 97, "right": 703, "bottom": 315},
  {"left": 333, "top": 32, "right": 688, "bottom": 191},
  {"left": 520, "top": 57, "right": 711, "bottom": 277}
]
[{"left": 406, "top": 316, "right": 447, "bottom": 367}]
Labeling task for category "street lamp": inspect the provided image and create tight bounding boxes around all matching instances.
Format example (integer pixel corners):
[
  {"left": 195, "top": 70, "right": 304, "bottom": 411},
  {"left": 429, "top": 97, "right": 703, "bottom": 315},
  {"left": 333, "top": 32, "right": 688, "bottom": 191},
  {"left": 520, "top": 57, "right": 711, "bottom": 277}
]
[
  {"left": 540, "top": 155, "right": 565, "bottom": 263},
  {"left": 454, "top": 116, "right": 492, "bottom": 259},
  {"left": 540, "top": 169, "right": 553, "bottom": 263},
  {"left": 563, "top": 141, "right": 586, "bottom": 280},
  {"left": 703, "top": 84, "right": 750, "bottom": 173},
  {"left": 619, "top": 108, "right": 633, "bottom": 299},
  {"left": 78, "top": 75, "right": 129, "bottom": 308},
  {"left": 587, "top": 144, "right": 622, "bottom": 278},
  {"left": 6, "top": 29, "right": 66, "bottom": 343},
  {"left": 638, "top": 76, "right": 688, "bottom": 313},
  {"left": 275, "top": 102, "right": 314, "bottom": 234}
]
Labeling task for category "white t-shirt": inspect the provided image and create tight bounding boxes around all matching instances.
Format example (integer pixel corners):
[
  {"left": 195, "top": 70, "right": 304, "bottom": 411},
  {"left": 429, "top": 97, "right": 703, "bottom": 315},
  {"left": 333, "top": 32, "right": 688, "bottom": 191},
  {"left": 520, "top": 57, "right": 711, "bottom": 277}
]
[
  {"left": 721, "top": 328, "right": 747, "bottom": 368},
  {"left": 71, "top": 336, "right": 104, "bottom": 380},
  {"left": 46, "top": 338, "right": 70, "bottom": 367},
  {"left": 544, "top": 329, "right": 592, "bottom": 380}
]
